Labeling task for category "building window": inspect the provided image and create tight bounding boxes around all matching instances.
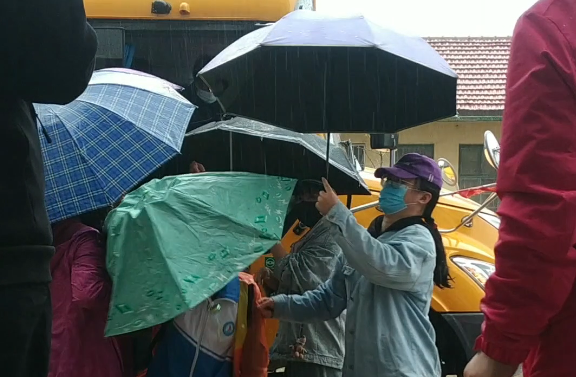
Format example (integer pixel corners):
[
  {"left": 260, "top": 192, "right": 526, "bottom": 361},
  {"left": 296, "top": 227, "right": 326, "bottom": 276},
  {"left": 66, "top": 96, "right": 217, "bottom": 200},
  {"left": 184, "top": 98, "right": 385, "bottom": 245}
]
[
  {"left": 352, "top": 143, "right": 366, "bottom": 169},
  {"left": 396, "top": 144, "right": 435, "bottom": 160},
  {"left": 459, "top": 144, "right": 499, "bottom": 210}
]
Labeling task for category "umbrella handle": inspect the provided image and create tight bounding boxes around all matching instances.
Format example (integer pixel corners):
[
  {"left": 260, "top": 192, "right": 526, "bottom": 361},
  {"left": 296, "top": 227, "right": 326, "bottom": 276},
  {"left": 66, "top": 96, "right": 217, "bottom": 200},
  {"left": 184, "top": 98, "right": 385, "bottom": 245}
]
[
  {"left": 229, "top": 131, "right": 233, "bottom": 170},
  {"left": 325, "top": 132, "right": 331, "bottom": 178},
  {"left": 323, "top": 61, "right": 329, "bottom": 179}
]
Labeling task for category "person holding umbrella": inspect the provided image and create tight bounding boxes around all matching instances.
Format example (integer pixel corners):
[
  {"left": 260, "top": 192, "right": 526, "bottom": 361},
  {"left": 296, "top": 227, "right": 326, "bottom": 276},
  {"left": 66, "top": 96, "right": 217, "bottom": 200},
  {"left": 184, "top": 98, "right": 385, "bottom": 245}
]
[
  {"left": 0, "top": 1, "right": 97, "bottom": 375},
  {"left": 257, "top": 154, "right": 452, "bottom": 377},
  {"left": 144, "top": 161, "right": 269, "bottom": 377},
  {"left": 31, "top": 69, "right": 195, "bottom": 377}
]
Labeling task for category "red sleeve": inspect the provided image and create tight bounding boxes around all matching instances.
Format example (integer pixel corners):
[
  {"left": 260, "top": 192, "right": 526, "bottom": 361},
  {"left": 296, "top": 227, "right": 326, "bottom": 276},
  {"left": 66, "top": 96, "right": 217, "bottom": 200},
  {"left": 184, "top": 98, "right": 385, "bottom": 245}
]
[
  {"left": 240, "top": 283, "right": 269, "bottom": 377},
  {"left": 476, "top": 9, "right": 576, "bottom": 364},
  {"left": 71, "top": 230, "right": 112, "bottom": 309}
]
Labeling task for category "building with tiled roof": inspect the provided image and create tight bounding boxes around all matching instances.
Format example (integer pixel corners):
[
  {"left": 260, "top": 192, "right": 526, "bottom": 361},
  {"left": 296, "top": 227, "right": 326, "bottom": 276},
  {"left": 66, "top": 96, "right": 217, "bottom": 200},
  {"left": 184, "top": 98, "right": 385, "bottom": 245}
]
[{"left": 426, "top": 37, "right": 512, "bottom": 115}]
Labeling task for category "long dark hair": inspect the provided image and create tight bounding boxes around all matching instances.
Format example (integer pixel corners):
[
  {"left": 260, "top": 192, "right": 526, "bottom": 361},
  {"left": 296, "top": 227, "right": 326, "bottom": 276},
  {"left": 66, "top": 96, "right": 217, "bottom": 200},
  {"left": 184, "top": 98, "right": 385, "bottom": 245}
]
[{"left": 418, "top": 180, "right": 452, "bottom": 289}]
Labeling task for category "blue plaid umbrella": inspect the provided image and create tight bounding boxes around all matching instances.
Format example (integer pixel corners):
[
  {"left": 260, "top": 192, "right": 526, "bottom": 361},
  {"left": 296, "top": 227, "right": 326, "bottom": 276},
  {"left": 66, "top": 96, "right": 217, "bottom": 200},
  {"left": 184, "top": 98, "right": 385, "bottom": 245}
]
[{"left": 35, "top": 70, "right": 196, "bottom": 223}]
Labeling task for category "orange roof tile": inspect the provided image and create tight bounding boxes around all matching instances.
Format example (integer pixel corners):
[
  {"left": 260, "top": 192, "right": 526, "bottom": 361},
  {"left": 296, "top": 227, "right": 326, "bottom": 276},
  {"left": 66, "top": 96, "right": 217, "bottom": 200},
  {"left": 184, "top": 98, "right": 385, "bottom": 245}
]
[{"left": 426, "top": 37, "right": 511, "bottom": 114}]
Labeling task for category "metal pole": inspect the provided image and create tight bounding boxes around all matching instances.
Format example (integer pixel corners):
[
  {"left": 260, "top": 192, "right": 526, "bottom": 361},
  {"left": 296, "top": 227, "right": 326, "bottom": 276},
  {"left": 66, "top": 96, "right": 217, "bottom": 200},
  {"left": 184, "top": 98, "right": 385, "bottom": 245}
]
[
  {"left": 438, "top": 192, "right": 498, "bottom": 233},
  {"left": 439, "top": 182, "right": 497, "bottom": 197},
  {"left": 350, "top": 201, "right": 379, "bottom": 214},
  {"left": 229, "top": 131, "right": 233, "bottom": 170},
  {"left": 390, "top": 149, "right": 397, "bottom": 166}
]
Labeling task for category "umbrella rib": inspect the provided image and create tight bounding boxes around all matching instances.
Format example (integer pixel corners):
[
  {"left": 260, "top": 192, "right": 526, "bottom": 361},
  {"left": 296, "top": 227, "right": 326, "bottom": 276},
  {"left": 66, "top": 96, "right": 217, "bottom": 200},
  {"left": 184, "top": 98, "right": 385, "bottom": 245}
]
[
  {"left": 215, "top": 125, "right": 369, "bottom": 191},
  {"left": 86, "top": 82, "right": 191, "bottom": 105}
]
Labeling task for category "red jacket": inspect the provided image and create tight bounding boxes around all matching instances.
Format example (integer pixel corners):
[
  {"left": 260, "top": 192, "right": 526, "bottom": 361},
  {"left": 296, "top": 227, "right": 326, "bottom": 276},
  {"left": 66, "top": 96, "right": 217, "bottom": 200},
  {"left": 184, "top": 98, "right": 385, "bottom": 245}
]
[
  {"left": 50, "top": 219, "right": 124, "bottom": 377},
  {"left": 475, "top": 1, "right": 576, "bottom": 376}
]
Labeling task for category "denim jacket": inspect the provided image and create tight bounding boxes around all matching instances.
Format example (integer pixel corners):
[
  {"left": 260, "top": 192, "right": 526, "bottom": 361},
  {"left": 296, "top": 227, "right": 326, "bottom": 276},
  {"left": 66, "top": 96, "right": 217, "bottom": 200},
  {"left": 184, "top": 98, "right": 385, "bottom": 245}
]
[
  {"left": 272, "top": 202, "right": 441, "bottom": 377},
  {"left": 270, "top": 218, "right": 345, "bottom": 369}
]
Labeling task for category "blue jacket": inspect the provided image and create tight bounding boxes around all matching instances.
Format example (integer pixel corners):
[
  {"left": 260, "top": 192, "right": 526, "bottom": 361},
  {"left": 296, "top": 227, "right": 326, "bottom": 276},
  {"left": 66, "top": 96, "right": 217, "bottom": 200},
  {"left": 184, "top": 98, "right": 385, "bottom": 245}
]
[
  {"left": 271, "top": 219, "right": 345, "bottom": 369},
  {"left": 272, "top": 202, "right": 441, "bottom": 377}
]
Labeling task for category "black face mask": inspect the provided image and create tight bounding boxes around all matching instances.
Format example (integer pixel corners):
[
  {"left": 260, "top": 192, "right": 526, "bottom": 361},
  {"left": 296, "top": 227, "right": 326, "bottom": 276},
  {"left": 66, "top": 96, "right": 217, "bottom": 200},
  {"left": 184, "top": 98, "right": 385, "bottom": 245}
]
[{"left": 291, "top": 202, "right": 323, "bottom": 229}]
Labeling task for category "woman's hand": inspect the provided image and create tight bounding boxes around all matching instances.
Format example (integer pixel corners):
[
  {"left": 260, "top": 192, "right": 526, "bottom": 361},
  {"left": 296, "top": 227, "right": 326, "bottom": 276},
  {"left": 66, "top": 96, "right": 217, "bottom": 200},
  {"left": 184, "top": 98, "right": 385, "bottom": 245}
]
[
  {"left": 315, "top": 178, "right": 339, "bottom": 216},
  {"left": 464, "top": 352, "right": 519, "bottom": 377},
  {"left": 256, "top": 267, "right": 279, "bottom": 291},
  {"left": 256, "top": 297, "right": 275, "bottom": 318},
  {"left": 289, "top": 336, "right": 307, "bottom": 359},
  {"left": 189, "top": 161, "right": 206, "bottom": 174},
  {"left": 256, "top": 267, "right": 271, "bottom": 286}
]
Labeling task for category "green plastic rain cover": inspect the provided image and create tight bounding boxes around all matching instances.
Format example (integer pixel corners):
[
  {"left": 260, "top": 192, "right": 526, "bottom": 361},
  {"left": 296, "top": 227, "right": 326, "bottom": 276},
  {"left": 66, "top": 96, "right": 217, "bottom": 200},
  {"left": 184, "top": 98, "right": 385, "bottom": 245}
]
[{"left": 104, "top": 172, "right": 295, "bottom": 336}]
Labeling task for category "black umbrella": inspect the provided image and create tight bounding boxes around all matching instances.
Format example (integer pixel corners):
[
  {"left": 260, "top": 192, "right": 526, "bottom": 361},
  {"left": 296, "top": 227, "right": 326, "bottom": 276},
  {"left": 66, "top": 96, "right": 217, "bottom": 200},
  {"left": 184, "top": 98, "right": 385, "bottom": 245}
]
[
  {"left": 199, "top": 10, "right": 457, "bottom": 134},
  {"left": 184, "top": 117, "right": 370, "bottom": 195}
]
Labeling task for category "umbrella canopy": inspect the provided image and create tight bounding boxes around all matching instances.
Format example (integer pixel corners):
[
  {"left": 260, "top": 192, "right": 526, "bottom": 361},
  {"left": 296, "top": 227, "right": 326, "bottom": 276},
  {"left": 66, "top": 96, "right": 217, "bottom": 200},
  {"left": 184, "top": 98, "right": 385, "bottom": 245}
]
[
  {"left": 185, "top": 117, "right": 370, "bottom": 195},
  {"left": 199, "top": 10, "right": 457, "bottom": 134},
  {"left": 104, "top": 172, "right": 296, "bottom": 336},
  {"left": 98, "top": 68, "right": 184, "bottom": 91},
  {"left": 36, "top": 69, "right": 196, "bottom": 223}
]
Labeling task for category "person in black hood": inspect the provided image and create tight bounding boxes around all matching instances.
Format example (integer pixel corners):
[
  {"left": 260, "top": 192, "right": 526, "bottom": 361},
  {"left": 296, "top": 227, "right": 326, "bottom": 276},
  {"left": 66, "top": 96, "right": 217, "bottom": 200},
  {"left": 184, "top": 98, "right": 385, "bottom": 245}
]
[
  {"left": 184, "top": 54, "right": 225, "bottom": 131},
  {"left": 0, "top": 1, "right": 97, "bottom": 376}
]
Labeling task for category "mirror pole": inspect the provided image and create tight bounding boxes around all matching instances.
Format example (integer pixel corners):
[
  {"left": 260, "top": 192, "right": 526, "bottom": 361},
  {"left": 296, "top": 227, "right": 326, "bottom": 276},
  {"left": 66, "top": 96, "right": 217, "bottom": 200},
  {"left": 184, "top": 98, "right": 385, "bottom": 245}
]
[
  {"left": 439, "top": 182, "right": 497, "bottom": 197},
  {"left": 439, "top": 192, "right": 498, "bottom": 234}
]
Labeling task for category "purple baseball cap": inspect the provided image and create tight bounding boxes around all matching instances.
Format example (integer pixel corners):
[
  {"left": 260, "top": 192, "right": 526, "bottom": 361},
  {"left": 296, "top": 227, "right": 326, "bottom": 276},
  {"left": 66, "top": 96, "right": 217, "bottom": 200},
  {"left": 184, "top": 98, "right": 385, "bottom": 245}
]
[{"left": 375, "top": 153, "right": 443, "bottom": 189}]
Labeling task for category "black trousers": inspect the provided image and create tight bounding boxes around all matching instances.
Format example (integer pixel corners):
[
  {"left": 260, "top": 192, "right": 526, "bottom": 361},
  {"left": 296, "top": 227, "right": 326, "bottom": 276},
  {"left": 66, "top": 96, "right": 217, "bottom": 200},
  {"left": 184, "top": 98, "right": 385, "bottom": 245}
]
[{"left": 0, "top": 283, "right": 51, "bottom": 377}]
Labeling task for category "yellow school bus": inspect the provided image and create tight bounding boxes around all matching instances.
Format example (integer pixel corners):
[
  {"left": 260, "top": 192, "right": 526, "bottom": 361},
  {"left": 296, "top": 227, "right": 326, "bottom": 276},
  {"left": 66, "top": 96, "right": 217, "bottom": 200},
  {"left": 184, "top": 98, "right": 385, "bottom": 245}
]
[
  {"left": 85, "top": 1, "right": 498, "bottom": 375},
  {"left": 85, "top": 0, "right": 316, "bottom": 86}
]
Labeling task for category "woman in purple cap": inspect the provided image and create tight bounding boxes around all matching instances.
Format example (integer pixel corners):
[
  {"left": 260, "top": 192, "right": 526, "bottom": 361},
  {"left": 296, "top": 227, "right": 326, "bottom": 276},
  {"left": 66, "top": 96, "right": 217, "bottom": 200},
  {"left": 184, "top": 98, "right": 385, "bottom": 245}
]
[{"left": 257, "top": 153, "right": 451, "bottom": 377}]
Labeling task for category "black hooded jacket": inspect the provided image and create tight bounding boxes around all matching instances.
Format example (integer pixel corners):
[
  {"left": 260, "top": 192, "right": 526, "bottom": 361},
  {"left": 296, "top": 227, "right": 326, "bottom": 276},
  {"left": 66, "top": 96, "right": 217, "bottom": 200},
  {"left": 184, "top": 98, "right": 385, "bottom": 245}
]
[{"left": 0, "top": 1, "right": 98, "bottom": 285}]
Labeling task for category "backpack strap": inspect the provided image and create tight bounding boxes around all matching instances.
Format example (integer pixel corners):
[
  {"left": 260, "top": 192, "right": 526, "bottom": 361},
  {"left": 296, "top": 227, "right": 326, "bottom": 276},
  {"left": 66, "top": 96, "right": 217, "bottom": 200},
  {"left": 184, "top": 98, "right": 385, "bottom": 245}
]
[{"left": 247, "top": 284, "right": 254, "bottom": 328}]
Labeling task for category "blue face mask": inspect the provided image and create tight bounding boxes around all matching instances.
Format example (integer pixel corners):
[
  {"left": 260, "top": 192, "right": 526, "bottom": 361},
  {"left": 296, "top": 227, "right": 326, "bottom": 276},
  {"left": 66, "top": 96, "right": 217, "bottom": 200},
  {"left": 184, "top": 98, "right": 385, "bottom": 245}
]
[{"left": 379, "top": 184, "right": 408, "bottom": 215}]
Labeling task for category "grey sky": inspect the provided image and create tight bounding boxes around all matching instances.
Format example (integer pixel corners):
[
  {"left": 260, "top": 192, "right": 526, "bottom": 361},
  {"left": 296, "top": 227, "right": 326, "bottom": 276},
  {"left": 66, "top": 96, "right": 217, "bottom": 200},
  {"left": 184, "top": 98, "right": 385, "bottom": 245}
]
[{"left": 317, "top": 0, "right": 538, "bottom": 36}]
